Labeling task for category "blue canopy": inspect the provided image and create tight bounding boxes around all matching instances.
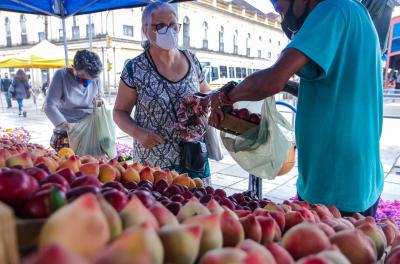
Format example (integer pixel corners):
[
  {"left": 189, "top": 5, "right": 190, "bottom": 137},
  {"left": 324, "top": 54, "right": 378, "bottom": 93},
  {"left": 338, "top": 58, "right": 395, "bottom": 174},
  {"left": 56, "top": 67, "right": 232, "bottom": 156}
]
[{"left": 0, "top": 0, "right": 188, "bottom": 17}]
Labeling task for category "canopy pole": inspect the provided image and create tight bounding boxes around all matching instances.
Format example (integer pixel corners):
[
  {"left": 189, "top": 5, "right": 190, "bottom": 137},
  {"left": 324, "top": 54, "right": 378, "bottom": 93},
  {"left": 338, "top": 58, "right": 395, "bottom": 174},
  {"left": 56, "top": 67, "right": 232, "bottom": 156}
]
[
  {"left": 59, "top": 0, "right": 69, "bottom": 68},
  {"left": 89, "top": 14, "right": 93, "bottom": 50}
]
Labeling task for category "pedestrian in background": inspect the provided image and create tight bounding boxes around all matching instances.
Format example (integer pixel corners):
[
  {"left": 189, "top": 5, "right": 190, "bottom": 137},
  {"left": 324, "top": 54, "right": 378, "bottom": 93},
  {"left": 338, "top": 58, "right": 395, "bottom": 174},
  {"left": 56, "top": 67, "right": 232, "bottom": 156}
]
[
  {"left": 9, "top": 69, "right": 32, "bottom": 117},
  {"left": 1, "top": 72, "right": 12, "bottom": 108}
]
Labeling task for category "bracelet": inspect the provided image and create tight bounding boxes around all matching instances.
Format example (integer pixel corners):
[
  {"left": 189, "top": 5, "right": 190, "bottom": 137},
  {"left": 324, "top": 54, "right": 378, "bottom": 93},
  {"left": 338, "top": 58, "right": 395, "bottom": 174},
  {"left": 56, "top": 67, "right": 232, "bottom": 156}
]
[{"left": 218, "top": 92, "right": 235, "bottom": 105}]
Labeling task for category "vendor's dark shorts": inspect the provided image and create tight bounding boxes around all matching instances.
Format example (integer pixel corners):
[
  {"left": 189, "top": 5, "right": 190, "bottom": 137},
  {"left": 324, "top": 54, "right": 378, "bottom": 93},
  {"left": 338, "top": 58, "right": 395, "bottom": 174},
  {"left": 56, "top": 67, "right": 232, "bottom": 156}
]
[{"left": 297, "top": 193, "right": 380, "bottom": 217}]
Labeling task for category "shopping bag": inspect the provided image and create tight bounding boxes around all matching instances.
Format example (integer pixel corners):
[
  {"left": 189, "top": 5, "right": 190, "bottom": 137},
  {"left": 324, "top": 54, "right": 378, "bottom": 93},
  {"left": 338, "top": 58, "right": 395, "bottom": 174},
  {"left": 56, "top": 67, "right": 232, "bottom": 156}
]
[
  {"left": 220, "top": 97, "right": 293, "bottom": 180},
  {"left": 94, "top": 99, "right": 116, "bottom": 158},
  {"left": 204, "top": 124, "right": 224, "bottom": 161},
  {"left": 68, "top": 114, "right": 103, "bottom": 157}
]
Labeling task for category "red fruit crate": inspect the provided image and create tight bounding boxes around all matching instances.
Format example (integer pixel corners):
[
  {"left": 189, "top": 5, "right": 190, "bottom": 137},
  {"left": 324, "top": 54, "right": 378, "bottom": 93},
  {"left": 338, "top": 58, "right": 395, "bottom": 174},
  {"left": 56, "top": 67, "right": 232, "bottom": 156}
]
[{"left": 216, "top": 107, "right": 258, "bottom": 135}]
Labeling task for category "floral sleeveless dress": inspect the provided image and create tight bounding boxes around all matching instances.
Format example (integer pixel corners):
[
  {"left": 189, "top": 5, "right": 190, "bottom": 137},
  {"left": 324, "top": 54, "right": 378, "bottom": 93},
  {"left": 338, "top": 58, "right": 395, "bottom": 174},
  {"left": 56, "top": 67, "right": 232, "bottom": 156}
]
[{"left": 120, "top": 50, "right": 211, "bottom": 179}]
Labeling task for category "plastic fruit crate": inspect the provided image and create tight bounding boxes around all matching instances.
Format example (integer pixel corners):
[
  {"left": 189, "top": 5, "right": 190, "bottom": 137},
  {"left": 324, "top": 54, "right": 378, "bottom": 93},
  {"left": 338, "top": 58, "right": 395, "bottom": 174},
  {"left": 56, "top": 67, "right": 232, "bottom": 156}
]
[{"left": 216, "top": 107, "right": 259, "bottom": 135}]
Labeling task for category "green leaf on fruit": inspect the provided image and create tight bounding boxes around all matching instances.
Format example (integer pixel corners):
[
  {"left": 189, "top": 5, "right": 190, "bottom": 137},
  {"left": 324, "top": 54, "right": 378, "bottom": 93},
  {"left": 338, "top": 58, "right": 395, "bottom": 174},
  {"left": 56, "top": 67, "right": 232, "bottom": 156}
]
[{"left": 50, "top": 186, "right": 66, "bottom": 212}]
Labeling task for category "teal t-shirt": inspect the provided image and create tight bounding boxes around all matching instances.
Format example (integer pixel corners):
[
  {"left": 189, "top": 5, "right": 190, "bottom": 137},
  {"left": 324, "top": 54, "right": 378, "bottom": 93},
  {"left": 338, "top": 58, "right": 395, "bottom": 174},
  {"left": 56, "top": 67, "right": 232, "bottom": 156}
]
[{"left": 286, "top": 0, "right": 383, "bottom": 212}]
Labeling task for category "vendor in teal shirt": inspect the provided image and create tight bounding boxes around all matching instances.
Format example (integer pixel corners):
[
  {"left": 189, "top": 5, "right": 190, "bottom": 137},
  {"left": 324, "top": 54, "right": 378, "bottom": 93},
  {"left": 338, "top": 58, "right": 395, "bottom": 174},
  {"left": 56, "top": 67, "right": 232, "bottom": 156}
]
[{"left": 209, "top": 0, "right": 383, "bottom": 216}]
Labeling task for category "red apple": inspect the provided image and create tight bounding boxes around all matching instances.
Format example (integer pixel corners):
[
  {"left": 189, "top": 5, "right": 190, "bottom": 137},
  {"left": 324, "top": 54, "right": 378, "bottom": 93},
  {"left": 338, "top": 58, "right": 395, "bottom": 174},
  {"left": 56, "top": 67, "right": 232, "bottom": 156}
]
[
  {"left": 249, "top": 113, "right": 261, "bottom": 125},
  {"left": 153, "top": 179, "right": 169, "bottom": 193},
  {"left": 102, "top": 181, "right": 125, "bottom": 193},
  {"left": 35, "top": 163, "right": 51, "bottom": 174},
  {"left": 166, "top": 202, "right": 182, "bottom": 215},
  {"left": 71, "top": 175, "right": 101, "bottom": 188},
  {"left": 40, "top": 174, "right": 70, "bottom": 190},
  {"left": 40, "top": 183, "right": 68, "bottom": 193},
  {"left": 214, "top": 189, "right": 227, "bottom": 198},
  {"left": 123, "top": 181, "right": 138, "bottom": 191},
  {"left": 21, "top": 188, "right": 66, "bottom": 218},
  {"left": 56, "top": 168, "right": 76, "bottom": 185},
  {"left": 66, "top": 186, "right": 100, "bottom": 202},
  {"left": 0, "top": 169, "right": 39, "bottom": 208},
  {"left": 24, "top": 167, "right": 48, "bottom": 182},
  {"left": 131, "top": 190, "right": 155, "bottom": 208},
  {"left": 238, "top": 108, "right": 250, "bottom": 121},
  {"left": 102, "top": 189, "right": 128, "bottom": 212}
]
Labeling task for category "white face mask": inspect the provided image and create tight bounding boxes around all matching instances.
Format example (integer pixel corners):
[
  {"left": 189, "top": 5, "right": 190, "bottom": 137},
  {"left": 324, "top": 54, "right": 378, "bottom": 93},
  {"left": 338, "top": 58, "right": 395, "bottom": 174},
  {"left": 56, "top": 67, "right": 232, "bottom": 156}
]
[{"left": 155, "top": 27, "right": 178, "bottom": 50}]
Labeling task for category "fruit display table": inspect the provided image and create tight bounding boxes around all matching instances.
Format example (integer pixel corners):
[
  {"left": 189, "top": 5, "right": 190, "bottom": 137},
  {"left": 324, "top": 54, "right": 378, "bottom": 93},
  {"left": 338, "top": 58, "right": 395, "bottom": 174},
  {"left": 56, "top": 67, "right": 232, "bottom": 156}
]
[{"left": 0, "top": 130, "right": 399, "bottom": 263}]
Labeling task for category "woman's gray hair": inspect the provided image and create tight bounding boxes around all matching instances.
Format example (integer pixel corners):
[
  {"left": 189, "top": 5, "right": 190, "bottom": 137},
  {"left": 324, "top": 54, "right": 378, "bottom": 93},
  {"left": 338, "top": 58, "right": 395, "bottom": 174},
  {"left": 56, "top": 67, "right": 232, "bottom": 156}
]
[{"left": 141, "top": 2, "right": 177, "bottom": 49}]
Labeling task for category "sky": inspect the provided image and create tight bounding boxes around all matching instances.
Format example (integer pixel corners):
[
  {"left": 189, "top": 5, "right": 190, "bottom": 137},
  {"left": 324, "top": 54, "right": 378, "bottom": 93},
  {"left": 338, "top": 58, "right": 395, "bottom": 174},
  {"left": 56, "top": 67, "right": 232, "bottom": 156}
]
[{"left": 248, "top": 0, "right": 275, "bottom": 14}]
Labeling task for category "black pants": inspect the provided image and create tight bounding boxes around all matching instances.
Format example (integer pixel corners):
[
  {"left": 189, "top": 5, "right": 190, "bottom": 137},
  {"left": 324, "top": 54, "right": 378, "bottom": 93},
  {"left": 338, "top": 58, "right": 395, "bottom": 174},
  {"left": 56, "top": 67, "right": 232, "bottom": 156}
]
[{"left": 297, "top": 193, "right": 380, "bottom": 217}]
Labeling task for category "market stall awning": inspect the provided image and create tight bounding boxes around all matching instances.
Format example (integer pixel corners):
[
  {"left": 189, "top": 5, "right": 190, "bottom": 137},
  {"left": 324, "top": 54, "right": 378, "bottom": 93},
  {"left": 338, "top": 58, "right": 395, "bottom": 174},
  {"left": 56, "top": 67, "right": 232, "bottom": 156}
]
[
  {"left": 0, "top": 40, "right": 73, "bottom": 68},
  {"left": 0, "top": 0, "right": 190, "bottom": 17}
]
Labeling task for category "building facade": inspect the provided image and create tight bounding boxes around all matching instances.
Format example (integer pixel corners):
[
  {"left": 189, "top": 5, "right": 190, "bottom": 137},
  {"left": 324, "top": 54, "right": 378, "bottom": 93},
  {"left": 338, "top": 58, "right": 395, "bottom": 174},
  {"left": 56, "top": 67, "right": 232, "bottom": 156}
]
[{"left": 0, "top": 0, "right": 287, "bottom": 90}]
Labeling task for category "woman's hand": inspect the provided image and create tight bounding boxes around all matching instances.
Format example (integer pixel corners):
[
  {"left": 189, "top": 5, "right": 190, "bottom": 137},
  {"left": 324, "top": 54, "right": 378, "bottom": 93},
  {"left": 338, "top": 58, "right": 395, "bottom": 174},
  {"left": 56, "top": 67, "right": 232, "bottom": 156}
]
[{"left": 136, "top": 127, "right": 165, "bottom": 149}]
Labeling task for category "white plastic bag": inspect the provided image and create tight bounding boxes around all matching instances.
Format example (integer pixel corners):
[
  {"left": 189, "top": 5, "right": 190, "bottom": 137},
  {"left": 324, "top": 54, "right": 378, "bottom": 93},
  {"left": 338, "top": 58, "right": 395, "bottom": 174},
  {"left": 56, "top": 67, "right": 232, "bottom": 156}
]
[
  {"left": 205, "top": 124, "right": 224, "bottom": 161},
  {"left": 94, "top": 99, "right": 116, "bottom": 158},
  {"left": 68, "top": 99, "right": 116, "bottom": 158},
  {"left": 220, "top": 97, "right": 293, "bottom": 180}
]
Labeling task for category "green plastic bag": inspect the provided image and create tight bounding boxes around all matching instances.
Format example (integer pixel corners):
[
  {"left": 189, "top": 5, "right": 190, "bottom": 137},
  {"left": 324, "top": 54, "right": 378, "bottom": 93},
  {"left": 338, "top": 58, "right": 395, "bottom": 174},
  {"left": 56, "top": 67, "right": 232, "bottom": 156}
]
[{"left": 220, "top": 97, "right": 293, "bottom": 180}]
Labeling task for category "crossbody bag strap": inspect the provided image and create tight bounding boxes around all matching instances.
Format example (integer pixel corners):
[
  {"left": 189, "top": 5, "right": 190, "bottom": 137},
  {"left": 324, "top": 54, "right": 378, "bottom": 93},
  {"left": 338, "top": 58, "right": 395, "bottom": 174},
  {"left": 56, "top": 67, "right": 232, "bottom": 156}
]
[{"left": 145, "top": 50, "right": 179, "bottom": 120}]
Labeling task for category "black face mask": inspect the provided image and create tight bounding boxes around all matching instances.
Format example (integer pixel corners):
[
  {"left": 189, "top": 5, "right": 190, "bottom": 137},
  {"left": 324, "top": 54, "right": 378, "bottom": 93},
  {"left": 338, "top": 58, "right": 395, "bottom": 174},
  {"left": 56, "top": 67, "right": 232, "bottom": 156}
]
[{"left": 281, "top": 0, "right": 310, "bottom": 39}]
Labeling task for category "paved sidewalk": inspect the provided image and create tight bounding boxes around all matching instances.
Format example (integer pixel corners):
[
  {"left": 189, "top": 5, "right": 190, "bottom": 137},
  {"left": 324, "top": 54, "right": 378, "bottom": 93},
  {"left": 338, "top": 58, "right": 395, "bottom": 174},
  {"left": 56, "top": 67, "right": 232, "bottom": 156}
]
[{"left": 1, "top": 95, "right": 400, "bottom": 202}]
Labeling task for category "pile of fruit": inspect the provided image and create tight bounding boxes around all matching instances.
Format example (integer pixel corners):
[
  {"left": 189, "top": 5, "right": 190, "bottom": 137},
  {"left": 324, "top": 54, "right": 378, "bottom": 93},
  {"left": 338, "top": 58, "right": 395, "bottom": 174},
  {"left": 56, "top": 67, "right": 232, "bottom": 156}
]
[
  {"left": 229, "top": 108, "right": 261, "bottom": 125},
  {"left": 0, "top": 148, "right": 399, "bottom": 263}
]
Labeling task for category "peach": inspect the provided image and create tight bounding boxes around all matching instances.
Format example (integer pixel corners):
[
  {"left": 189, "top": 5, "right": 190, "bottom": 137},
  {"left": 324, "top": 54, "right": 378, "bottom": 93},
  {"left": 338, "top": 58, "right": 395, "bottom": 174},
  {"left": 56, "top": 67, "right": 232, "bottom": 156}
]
[
  {"left": 239, "top": 214, "right": 262, "bottom": 243},
  {"left": 295, "top": 255, "right": 332, "bottom": 264},
  {"left": 221, "top": 209, "right": 245, "bottom": 247},
  {"left": 352, "top": 213, "right": 365, "bottom": 220},
  {"left": 257, "top": 216, "right": 281, "bottom": 244},
  {"left": 282, "top": 223, "right": 330, "bottom": 260},
  {"left": 284, "top": 211, "right": 305, "bottom": 232},
  {"left": 354, "top": 216, "right": 376, "bottom": 227},
  {"left": 316, "top": 223, "right": 336, "bottom": 238},
  {"left": 98, "top": 164, "right": 117, "bottom": 183},
  {"left": 265, "top": 243, "right": 294, "bottom": 264},
  {"left": 57, "top": 148, "right": 75, "bottom": 159},
  {"left": 177, "top": 197, "right": 211, "bottom": 222},
  {"left": 188, "top": 179, "right": 196, "bottom": 190},
  {"left": 6, "top": 152, "right": 34, "bottom": 168},
  {"left": 269, "top": 211, "right": 286, "bottom": 233},
  {"left": 379, "top": 220, "right": 400, "bottom": 246},
  {"left": 173, "top": 173, "right": 192, "bottom": 187},
  {"left": 317, "top": 246, "right": 351, "bottom": 264},
  {"left": 58, "top": 155, "right": 81, "bottom": 173},
  {"left": 393, "top": 235, "right": 400, "bottom": 248},
  {"left": 98, "top": 197, "right": 122, "bottom": 239},
  {"left": 183, "top": 213, "right": 223, "bottom": 258},
  {"left": 131, "top": 162, "right": 143, "bottom": 172},
  {"left": 159, "top": 224, "right": 203, "bottom": 264},
  {"left": 149, "top": 202, "right": 179, "bottom": 227},
  {"left": 264, "top": 201, "right": 285, "bottom": 213},
  {"left": 199, "top": 248, "right": 247, "bottom": 264},
  {"left": 23, "top": 244, "right": 89, "bottom": 264},
  {"left": 153, "top": 170, "right": 169, "bottom": 183},
  {"left": 237, "top": 239, "right": 276, "bottom": 264},
  {"left": 120, "top": 196, "right": 159, "bottom": 230},
  {"left": 94, "top": 223, "right": 164, "bottom": 264},
  {"left": 39, "top": 193, "right": 109, "bottom": 260},
  {"left": 386, "top": 246, "right": 400, "bottom": 264},
  {"left": 207, "top": 199, "right": 224, "bottom": 214},
  {"left": 80, "top": 155, "right": 98, "bottom": 164},
  {"left": 234, "top": 210, "right": 251, "bottom": 218},
  {"left": 122, "top": 167, "right": 140, "bottom": 183},
  {"left": 79, "top": 162, "right": 99, "bottom": 176},
  {"left": 327, "top": 206, "right": 341, "bottom": 218},
  {"left": 194, "top": 178, "right": 204, "bottom": 188},
  {"left": 356, "top": 223, "right": 387, "bottom": 259},
  {"left": 311, "top": 204, "right": 333, "bottom": 219},
  {"left": 140, "top": 167, "right": 154, "bottom": 183},
  {"left": 296, "top": 208, "right": 316, "bottom": 223},
  {"left": 35, "top": 156, "right": 59, "bottom": 172},
  {"left": 330, "top": 229, "right": 377, "bottom": 264}
]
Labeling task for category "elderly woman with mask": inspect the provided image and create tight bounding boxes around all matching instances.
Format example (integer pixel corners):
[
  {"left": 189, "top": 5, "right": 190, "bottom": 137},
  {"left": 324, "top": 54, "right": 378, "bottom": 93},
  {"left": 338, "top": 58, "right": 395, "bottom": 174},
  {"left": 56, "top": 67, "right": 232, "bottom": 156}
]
[
  {"left": 113, "top": 2, "right": 212, "bottom": 184},
  {"left": 44, "top": 50, "right": 103, "bottom": 151}
]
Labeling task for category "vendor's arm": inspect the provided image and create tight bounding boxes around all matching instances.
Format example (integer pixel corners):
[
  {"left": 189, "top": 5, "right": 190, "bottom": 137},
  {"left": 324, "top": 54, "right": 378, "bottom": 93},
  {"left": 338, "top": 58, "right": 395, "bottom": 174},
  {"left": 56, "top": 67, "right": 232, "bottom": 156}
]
[
  {"left": 113, "top": 81, "right": 165, "bottom": 149},
  {"left": 283, "top": 80, "right": 299, "bottom": 97},
  {"left": 44, "top": 70, "right": 67, "bottom": 127},
  {"left": 228, "top": 48, "right": 308, "bottom": 102}
]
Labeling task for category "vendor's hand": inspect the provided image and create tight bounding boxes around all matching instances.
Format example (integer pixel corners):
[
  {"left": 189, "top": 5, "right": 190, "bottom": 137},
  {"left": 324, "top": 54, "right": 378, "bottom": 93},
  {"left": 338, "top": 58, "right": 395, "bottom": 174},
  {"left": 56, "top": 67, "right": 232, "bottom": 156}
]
[{"left": 136, "top": 128, "right": 165, "bottom": 149}]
